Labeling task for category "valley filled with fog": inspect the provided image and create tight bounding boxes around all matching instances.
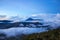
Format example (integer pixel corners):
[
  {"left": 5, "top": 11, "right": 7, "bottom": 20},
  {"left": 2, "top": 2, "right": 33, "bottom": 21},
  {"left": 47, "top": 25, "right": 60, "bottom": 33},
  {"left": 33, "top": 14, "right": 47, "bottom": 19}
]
[
  {"left": 0, "top": 27, "right": 48, "bottom": 37},
  {"left": 0, "top": 14, "right": 60, "bottom": 39},
  {"left": 0, "top": 0, "right": 59, "bottom": 40}
]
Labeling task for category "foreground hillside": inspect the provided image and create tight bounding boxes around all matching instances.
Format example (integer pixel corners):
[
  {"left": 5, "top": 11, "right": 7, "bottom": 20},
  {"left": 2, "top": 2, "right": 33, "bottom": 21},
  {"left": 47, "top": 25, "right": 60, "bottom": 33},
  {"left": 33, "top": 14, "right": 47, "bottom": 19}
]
[{"left": 23, "top": 28, "right": 60, "bottom": 40}]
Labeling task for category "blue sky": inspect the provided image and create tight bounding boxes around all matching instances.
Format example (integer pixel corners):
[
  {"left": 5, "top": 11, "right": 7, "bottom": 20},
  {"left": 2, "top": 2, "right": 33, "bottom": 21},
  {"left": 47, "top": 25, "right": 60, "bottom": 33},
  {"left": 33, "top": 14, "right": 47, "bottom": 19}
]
[{"left": 0, "top": 0, "right": 60, "bottom": 17}]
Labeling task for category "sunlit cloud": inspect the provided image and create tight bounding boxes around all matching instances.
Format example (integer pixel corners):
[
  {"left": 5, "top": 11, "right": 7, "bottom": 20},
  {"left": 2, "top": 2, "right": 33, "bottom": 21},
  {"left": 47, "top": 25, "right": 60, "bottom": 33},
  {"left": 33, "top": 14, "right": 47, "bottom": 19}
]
[{"left": 0, "top": 15, "right": 9, "bottom": 20}]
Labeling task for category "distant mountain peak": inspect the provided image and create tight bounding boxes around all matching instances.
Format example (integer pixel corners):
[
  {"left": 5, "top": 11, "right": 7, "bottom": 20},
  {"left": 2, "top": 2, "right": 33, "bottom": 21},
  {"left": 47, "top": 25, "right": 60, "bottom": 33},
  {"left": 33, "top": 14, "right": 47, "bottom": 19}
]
[{"left": 26, "top": 17, "right": 33, "bottom": 21}]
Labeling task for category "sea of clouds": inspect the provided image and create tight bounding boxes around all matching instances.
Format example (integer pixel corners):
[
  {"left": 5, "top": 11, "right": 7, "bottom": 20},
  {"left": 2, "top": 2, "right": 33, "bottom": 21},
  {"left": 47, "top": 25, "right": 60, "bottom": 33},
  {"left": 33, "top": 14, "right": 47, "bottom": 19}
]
[
  {"left": 0, "top": 13, "right": 60, "bottom": 37},
  {"left": 31, "top": 13, "right": 60, "bottom": 28},
  {"left": 0, "top": 27, "right": 47, "bottom": 37}
]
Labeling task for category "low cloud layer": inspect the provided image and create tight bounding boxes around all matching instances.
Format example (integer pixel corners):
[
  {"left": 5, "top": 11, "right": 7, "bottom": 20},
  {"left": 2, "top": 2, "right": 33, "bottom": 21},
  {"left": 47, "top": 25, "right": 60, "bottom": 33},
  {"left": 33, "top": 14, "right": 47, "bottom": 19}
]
[
  {"left": 0, "top": 27, "right": 47, "bottom": 37},
  {"left": 31, "top": 13, "right": 60, "bottom": 28},
  {"left": 0, "top": 13, "right": 60, "bottom": 37}
]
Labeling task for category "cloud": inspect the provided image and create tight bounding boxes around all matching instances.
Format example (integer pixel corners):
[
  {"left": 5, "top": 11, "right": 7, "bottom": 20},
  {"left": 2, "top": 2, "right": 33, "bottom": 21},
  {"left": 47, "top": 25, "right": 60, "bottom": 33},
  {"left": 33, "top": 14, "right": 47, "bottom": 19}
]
[
  {"left": 0, "top": 10, "right": 10, "bottom": 20},
  {"left": 31, "top": 13, "right": 60, "bottom": 21},
  {"left": 0, "top": 27, "right": 47, "bottom": 37},
  {"left": 31, "top": 13, "right": 60, "bottom": 28},
  {"left": 0, "top": 13, "right": 60, "bottom": 37},
  {"left": 0, "top": 15, "right": 9, "bottom": 20}
]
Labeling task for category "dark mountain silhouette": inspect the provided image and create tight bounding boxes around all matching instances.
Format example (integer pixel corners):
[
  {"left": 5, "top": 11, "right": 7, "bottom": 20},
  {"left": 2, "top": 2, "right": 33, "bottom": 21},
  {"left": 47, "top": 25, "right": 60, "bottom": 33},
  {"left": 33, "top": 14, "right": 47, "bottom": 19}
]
[
  {"left": 0, "top": 20, "right": 12, "bottom": 29},
  {"left": 0, "top": 20, "right": 49, "bottom": 29},
  {"left": 0, "top": 20, "right": 12, "bottom": 23},
  {"left": 0, "top": 17, "right": 51, "bottom": 29},
  {"left": 26, "top": 18, "right": 33, "bottom": 21},
  {"left": 26, "top": 17, "right": 43, "bottom": 21}
]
